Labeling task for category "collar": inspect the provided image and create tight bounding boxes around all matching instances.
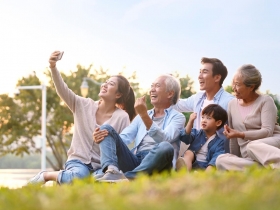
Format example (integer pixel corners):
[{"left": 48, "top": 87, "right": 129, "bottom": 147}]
[
  {"left": 199, "top": 87, "right": 225, "bottom": 101},
  {"left": 200, "top": 130, "right": 218, "bottom": 138},
  {"left": 148, "top": 106, "right": 173, "bottom": 116}
]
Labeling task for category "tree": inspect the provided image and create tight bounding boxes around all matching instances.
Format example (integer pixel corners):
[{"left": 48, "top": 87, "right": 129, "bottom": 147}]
[
  {"left": 177, "top": 72, "right": 196, "bottom": 122},
  {"left": 0, "top": 73, "right": 43, "bottom": 157},
  {"left": 224, "top": 85, "right": 233, "bottom": 94},
  {"left": 0, "top": 65, "right": 141, "bottom": 170},
  {"left": 266, "top": 91, "right": 280, "bottom": 125},
  {"left": 118, "top": 70, "right": 141, "bottom": 98}
]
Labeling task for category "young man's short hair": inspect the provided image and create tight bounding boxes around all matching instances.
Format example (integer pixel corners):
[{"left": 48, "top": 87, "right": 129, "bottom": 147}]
[
  {"left": 202, "top": 104, "right": 228, "bottom": 130},
  {"left": 201, "top": 57, "right": 228, "bottom": 87}
]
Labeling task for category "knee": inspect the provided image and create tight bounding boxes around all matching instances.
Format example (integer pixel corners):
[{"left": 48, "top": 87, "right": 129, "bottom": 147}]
[
  {"left": 158, "top": 142, "right": 174, "bottom": 156},
  {"left": 100, "top": 124, "right": 114, "bottom": 132},
  {"left": 216, "top": 154, "right": 227, "bottom": 170},
  {"left": 58, "top": 169, "right": 89, "bottom": 184},
  {"left": 99, "top": 125, "right": 117, "bottom": 145},
  {"left": 247, "top": 141, "right": 261, "bottom": 156}
]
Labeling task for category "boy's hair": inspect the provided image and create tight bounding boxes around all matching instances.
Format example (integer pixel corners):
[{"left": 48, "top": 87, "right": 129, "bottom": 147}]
[{"left": 202, "top": 104, "right": 228, "bottom": 130}]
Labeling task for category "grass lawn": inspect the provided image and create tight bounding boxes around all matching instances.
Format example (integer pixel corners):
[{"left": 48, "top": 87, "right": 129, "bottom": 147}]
[{"left": 1, "top": 167, "right": 280, "bottom": 210}]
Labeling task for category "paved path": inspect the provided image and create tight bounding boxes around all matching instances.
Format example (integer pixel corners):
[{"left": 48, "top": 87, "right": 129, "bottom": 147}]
[{"left": 0, "top": 169, "right": 54, "bottom": 189}]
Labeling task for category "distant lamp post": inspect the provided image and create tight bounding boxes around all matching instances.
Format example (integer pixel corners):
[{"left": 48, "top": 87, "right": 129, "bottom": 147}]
[
  {"left": 16, "top": 84, "right": 47, "bottom": 171},
  {"left": 80, "top": 77, "right": 102, "bottom": 97}
]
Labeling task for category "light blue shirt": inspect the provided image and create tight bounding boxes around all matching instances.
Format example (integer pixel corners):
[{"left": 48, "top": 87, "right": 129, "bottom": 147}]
[
  {"left": 120, "top": 106, "right": 186, "bottom": 166},
  {"left": 172, "top": 87, "right": 234, "bottom": 140}
]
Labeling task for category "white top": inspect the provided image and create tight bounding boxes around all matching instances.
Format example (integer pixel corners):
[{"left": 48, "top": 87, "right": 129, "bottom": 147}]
[
  {"left": 196, "top": 134, "right": 216, "bottom": 162},
  {"left": 137, "top": 115, "right": 165, "bottom": 152}
]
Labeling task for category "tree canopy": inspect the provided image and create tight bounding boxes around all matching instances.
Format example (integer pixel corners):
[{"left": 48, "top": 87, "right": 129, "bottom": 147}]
[{"left": 0, "top": 65, "right": 141, "bottom": 170}]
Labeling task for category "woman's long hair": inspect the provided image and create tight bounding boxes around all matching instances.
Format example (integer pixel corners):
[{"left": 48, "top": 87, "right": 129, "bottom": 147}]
[{"left": 113, "top": 75, "right": 136, "bottom": 121}]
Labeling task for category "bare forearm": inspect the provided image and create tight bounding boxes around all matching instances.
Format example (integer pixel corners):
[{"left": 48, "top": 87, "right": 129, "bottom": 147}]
[{"left": 185, "top": 120, "right": 194, "bottom": 134}]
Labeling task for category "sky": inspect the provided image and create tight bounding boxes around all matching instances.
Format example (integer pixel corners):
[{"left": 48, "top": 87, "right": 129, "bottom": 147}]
[{"left": 0, "top": 0, "right": 280, "bottom": 97}]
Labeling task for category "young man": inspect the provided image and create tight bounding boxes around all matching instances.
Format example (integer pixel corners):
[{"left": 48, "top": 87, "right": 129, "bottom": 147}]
[
  {"left": 176, "top": 104, "right": 228, "bottom": 171},
  {"left": 173, "top": 57, "right": 234, "bottom": 153},
  {"left": 93, "top": 74, "right": 186, "bottom": 182}
]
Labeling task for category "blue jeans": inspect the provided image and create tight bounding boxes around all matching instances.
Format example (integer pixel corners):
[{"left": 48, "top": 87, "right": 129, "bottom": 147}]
[
  {"left": 57, "top": 159, "right": 100, "bottom": 184},
  {"left": 99, "top": 125, "right": 174, "bottom": 179},
  {"left": 193, "top": 160, "right": 208, "bottom": 169}
]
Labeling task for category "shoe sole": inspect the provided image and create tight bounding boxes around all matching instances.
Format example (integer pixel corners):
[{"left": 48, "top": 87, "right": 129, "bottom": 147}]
[
  {"left": 93, "top": 175, "right": 104, "bottom": 180},
  {"left": 97, "top": 179, "right": 129, "bottom": 183}
]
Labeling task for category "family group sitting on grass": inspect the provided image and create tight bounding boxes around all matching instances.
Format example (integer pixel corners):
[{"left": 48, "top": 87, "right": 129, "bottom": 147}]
[{"left": 28, "top": 51, "right": 280, "bottom": 185}]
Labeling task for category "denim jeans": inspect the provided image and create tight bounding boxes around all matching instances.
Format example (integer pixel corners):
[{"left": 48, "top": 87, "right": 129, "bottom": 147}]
[
  {"left": 192, "top": 160, "right": 208, "bottom": 169},
  {"left": 57, "top": 159, "right": 99, "bottom": 184},
  {"left": 99, "top": 124, "right": 174, "bottom": 179}
]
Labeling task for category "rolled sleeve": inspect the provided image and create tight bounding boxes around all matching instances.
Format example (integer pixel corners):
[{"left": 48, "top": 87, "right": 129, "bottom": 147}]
[
  {"left": 179, "top": 128, "right": 198, "bottom": 145},
  {"left": 147, "top": 111, "right": 186, "bottom": 144}
]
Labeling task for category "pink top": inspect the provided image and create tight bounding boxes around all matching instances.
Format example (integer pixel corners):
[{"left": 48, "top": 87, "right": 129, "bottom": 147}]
[
  {"left": 237, "top": 102, "right": 253, "bottom": 121},
  {"left": 228, "top": 95, "right": 280, "bottom": 158}
]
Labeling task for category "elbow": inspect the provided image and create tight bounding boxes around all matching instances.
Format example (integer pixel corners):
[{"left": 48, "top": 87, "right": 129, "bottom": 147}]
[{"left": 263, "top": 127, "right": 273, "bottom": 137}]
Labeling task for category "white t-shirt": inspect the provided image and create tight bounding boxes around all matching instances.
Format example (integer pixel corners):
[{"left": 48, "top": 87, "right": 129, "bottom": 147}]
[
  {"left": 196, "top": 134, "right": 216, "bottom": 162},
  {"left": 137, "top": 115, "right": 165, "bottom": 152}
]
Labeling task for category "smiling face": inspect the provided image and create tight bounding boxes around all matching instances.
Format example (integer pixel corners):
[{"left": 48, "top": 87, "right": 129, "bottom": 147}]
[
  {"left": 98, "top": 77, "right": 122, "bottom": 102},
  {"left": 198, "top": 63, "right": 221, "bottom": 91},
  {"left": 231, "top": 73, "right": 254, "bottom": 100},
  {"left": 200, "top": 113, "right": 221, "bottom": 133},
  {"left": 149, "top": 76, "right": 173, "bottom": 108}
]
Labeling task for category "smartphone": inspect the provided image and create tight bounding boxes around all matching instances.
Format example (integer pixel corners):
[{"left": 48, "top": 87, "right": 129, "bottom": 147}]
[{"left": 57, "top": 51, "right": 64, "bottom": 60}]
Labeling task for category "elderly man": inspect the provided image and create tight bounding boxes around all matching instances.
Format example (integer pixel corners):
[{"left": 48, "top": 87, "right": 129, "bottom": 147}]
[{"left": 93, "top": 74, "right": 186, "bottom": 182}]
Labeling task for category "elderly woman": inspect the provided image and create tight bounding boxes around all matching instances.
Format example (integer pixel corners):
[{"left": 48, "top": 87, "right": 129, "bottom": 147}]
[{"left": 216, "top": 64, "right": 280, "bottom": 170}]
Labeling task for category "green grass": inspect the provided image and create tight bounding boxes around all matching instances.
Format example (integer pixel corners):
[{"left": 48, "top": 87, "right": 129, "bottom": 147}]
[{"left": 1, "top": 167, "right": 280, "bottom": 210}]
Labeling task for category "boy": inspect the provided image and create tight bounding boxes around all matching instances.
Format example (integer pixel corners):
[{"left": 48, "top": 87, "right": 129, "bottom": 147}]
[{"left": 176, "top": 104, "right": 228, "bottom": 172}]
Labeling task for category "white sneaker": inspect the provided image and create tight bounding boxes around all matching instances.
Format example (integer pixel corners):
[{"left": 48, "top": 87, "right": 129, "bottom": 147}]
[{"left": 28, "top": 171, "right": 47, "bottom": 185}]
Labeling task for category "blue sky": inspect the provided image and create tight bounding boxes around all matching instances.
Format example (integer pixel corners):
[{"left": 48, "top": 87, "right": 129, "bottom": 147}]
[{"left": 0, "top": 0, "right": 280, "bottom": 96}]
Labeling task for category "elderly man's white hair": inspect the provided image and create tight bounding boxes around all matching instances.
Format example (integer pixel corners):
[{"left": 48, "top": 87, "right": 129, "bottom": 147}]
[{"left": 158, "top": 74, "right": 181, "bottom": 105}]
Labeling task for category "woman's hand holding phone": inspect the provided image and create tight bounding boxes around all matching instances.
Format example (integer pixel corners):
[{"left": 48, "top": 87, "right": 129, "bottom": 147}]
[
  {"left": 49, "top": 51, "right": 64, "bottom": 68},
  {"left": 57, "top": 51, "right": 64, "bottom": 60}
]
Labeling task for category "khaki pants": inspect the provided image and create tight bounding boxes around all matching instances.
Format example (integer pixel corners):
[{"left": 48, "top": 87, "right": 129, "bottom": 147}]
[{"left": 216, "top": 134, "right": 280, "bottom": 171}]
